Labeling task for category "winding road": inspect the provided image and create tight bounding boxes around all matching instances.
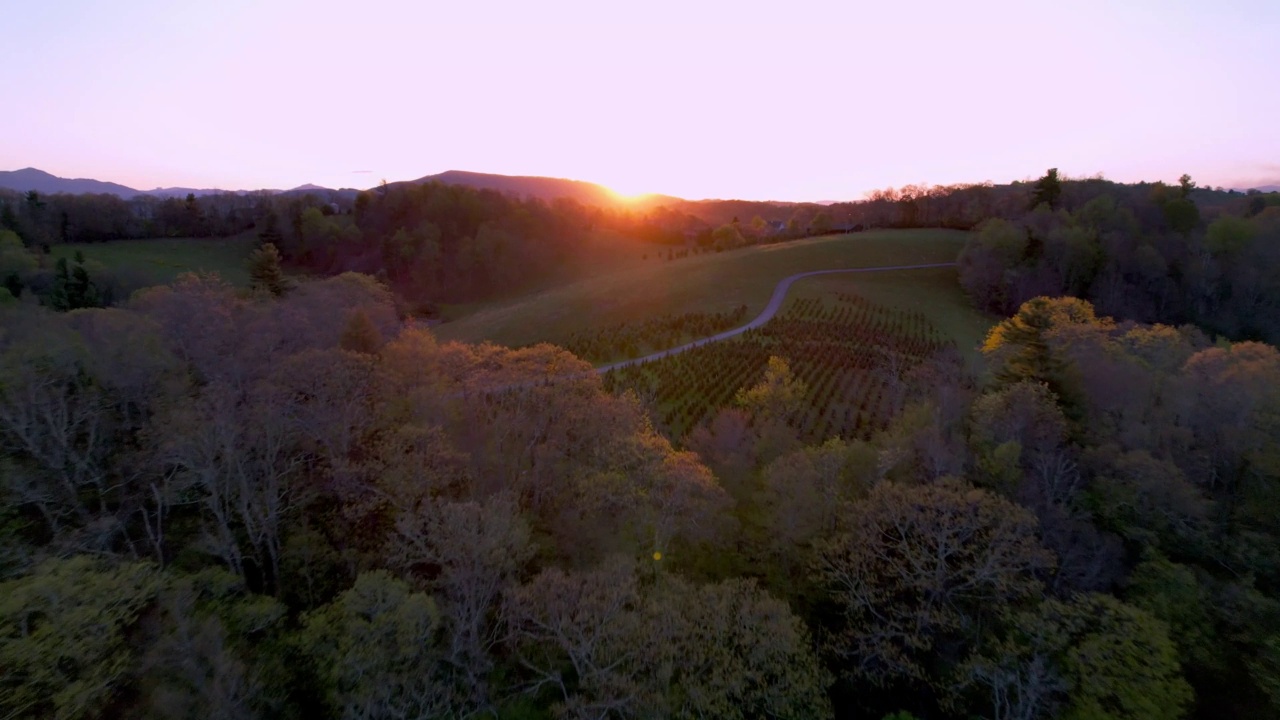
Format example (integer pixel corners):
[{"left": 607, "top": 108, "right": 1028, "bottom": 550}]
[{"left": 594, "top": 262, "right": 958, "bottom": 374}]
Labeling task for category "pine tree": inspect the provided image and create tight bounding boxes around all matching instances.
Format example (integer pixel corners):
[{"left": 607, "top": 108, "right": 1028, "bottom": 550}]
[
  {"left": 48, "top": 254, "right": 101, "bottom": 311},
  {"left": 248, "top": 242, "right": 289, "bottom": 297},
  {"left": 983, "top": 297, "right": 1097, "bottom": 423},
  {"left": 1030, "top": 168, "right": 1062, "bottom": 210}
]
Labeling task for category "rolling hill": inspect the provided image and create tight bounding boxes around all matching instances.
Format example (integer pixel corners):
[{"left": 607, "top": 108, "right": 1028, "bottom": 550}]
[
  {"left": 386, "top": 170, "right": 834, "bottom": 229},
  {"left": 3, "top": 167, "right": 831, "bottom": 228},
  {"left": 0, "top": 168, "right": 370, "bottom": 200},
  {"left": 2, "top": 166, "right": 683, "bottom": 207},
  {"left": 0, "top": 168, "right": 140, "bottom": 197},
  {"left": 394, "top": 169, "right": 683, "bottom": 209},
  {"left": 144, "top": 186, "right": 256, "bottom": 198},
  {"left": 433, "top": 228, "right": 988, "bottom": 356}
]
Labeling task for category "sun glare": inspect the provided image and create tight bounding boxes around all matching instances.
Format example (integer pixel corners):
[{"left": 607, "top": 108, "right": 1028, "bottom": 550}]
[{"left": 606, "top": 186, "right": 652, "bottom": 204}]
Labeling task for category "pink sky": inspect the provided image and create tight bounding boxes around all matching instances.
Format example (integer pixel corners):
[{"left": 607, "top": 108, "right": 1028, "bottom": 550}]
[{"left": 3, "top": 0, "right": 1278, "bottom": 200}]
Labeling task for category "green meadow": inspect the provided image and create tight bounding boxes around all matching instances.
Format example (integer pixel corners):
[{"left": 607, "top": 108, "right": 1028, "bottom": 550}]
[
  {"left": 434, "top": 229, "right": 986, "bottom": 351},
  {"left": 51, "top": 232, "right": 259, "bottom": 287}
]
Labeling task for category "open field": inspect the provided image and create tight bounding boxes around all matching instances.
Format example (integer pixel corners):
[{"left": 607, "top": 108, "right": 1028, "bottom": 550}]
[
  {"left": 51, "top": 232, "right": 259, "bottom": 287},
  {"left": 435, "top": 229, "right": 970, "bottom": 348},
  {"left": 433, "top": 232, "right": 691, "bottom": 323}
]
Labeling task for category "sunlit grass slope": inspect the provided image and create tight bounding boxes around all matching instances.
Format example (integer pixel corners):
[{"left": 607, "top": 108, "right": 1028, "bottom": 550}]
[
  {"left": 434, "top": 229, "right": 977, "bottom": 349},
  {"left": 52, "top": 232, "right": 259, "bottom": 287}
]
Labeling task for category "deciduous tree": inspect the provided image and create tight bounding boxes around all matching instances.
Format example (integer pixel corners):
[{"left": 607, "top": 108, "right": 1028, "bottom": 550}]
[
  {"left": 301, "top": 571, "right": 450, "bottom": 720},
  {"left": 814, "top": 481, "right": 1053, "bottom": 688},
  {"left": 960, "top": 594, "right": 1192, "bottom": 720},
  {"left": 505, "top": 558, "right": 832, "bottom": 719},
  {"left": 388, "top": 492, "right": 533, "bottom": 712},
  {"left": 0, "top": 557, "right": 164, "bottom": 720}
]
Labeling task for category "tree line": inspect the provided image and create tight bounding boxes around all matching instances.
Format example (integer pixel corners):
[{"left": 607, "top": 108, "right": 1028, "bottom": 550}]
[
  {"left": 16, "top": 170, "right": 1276, "bottom": 322},
  {"left": 285, "top": 181, "right": 735, "bottom": 305},
  {"left": 958, "top": 170, "right": 1280, "bottom": 343},
  {"left": 0, "top": 182, "right": 720, "bottom": 308},
  {"left": 834, "top": 171, "right": 1277, "bottom": 232},
  {"left": 0, "top": 188, "right": 277, "bottom": 246}
]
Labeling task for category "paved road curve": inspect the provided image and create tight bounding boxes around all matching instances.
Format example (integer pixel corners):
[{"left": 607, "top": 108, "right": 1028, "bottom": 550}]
[{"left": 594, "top": 262, "right": 958, "bottom": 374}]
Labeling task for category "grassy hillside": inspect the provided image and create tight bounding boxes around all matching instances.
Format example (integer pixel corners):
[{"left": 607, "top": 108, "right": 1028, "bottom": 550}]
[
  {"left": 398, "top": 169, "right": 683, "bottom": 210},
  {"left": 434, "top": 229, "right": 978, "bottom": 349},
  {"left": 52, "top": 232, "right": 259, "bottom": 287}
]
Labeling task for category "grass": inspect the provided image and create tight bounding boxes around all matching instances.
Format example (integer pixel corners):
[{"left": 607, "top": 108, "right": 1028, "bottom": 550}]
[
  {"left": 51, "top": 232, "right": 260, "bottom": 287},
  {"left": 435, "top": 229, "right": 972, "bottom": 349},
  {"left": 433, "top": 232, "right": 680, "bottom": 322}
]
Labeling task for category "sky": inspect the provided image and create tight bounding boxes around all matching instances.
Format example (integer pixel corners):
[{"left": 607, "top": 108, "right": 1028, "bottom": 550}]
[{"left": 2, "top": 0, "right": 1278, "bottom": 201}]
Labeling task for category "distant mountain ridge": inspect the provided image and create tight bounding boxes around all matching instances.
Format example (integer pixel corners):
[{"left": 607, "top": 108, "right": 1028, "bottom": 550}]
[
  {"left": 0, "top": 166, "right": 826, "bottom": 231},
  {"left": 3, "top": 166, "right": 656, "bottom": 204},
  {"left": 7, "top": 166, "right": 1276, "bottom": 209},
  {"left": 1228, "top": 181, "right": 1280, "bottom": 193},
  {"left": 0, "top": 168, "right": 347, "bottom": 198},
  {"left": 145, "top": 186, "right": 251, "bottom": 198},
  {"left": 0, "top": 168, "right": 140, "bottom": 197},
  {"left": 0, "top": 166, "right": 791, "bottom": 210},
  {"left": 2, "top": 166, "right": 684, "bottom": 207},
  {"left": 393, "top": 169, "right": 684, "bottom": 209}
]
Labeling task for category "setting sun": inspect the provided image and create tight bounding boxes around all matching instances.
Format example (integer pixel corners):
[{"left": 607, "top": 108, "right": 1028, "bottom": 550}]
[{"left": 605, "top": 186, "right": 659, "bottom": 205}]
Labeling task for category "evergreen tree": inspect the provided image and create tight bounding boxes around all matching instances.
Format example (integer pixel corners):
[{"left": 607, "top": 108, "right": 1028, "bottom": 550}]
[
  {"left": 1030, "top": 168, "right": 1062, "bottom": 209},
  {"left": 0, "top": 202, "right": 18, "bottom": 234},
  {"left": 982, "top": 296, "right": 1098, "bottom": 422},
  {"left": 0, "top": 229, "right": 36, "bottom": 298},
  {"left": 48, "top": 254, "right": 101, "bottom": 311},
  {"left": 183, "top": 193, "right": 204, "bottom": 236},
  {"left": 248, "top": 242, "right": 289, "bottom": 297}
]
